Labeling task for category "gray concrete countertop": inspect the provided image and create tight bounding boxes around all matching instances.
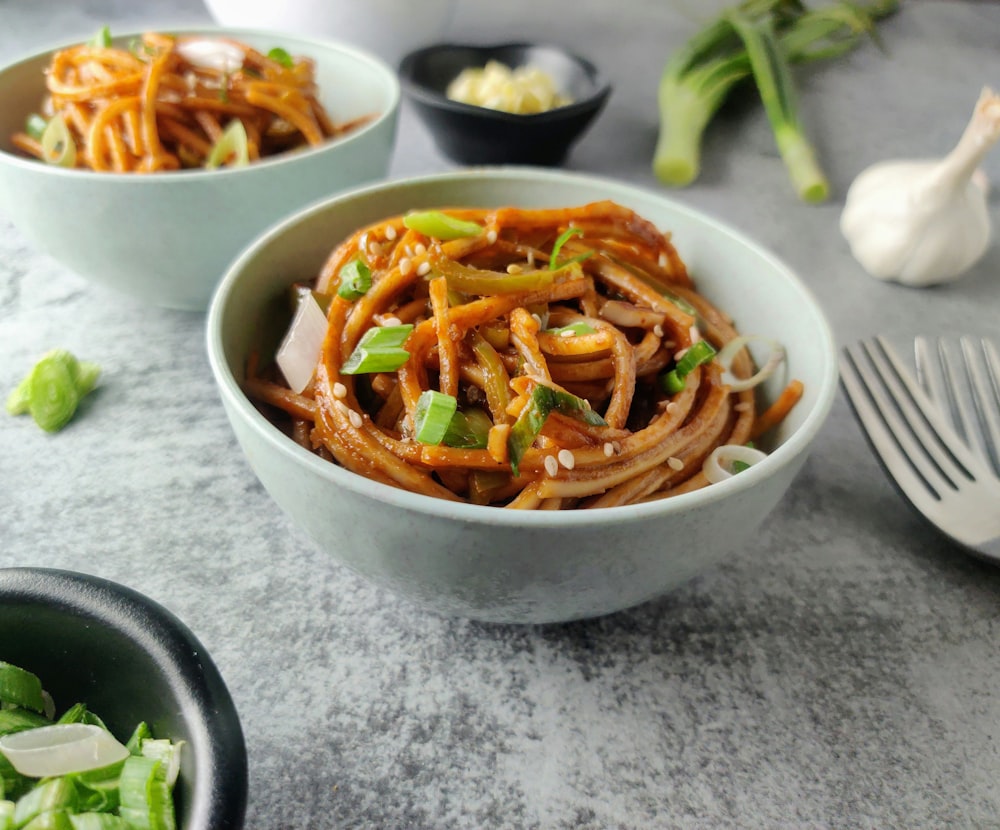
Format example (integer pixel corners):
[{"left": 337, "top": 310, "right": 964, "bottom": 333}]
[{"left": 2, "top": 1, "right": 999, "bottom": 827}]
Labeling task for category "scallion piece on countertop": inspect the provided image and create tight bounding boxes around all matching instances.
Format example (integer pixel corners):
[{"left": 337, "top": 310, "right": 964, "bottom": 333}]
[
  {"left": 403, "top": 210, "right": 484, "bottom": 240},
  {"left": 6, "top": 349, "right": 101, "bottom": 433},
  {"left": 728, "top": 8, "right": 829, "bottom": 202},
  {"left": 205, "top": 119, "right": 249, "bottom": 169},
  {"left": 660, "top": 339, "right": 717, "bottom": 394},
  {"left": 0, "top": 663, "right": 45, "bottom": 714},
  {"left": 340, "top": 324, "right": 414, "bottom": 375},
  {"left": 40, "top": 114, "right": 76, "bottom": 168},
  {"left": 267, "top": 46, "right": 294, "bottom": 68},
  {"left": 414, "top": 390, "right": 459, "bottom": 445},
  {"left": 337, "top": 259, "right": 372, "bottom": 301}
]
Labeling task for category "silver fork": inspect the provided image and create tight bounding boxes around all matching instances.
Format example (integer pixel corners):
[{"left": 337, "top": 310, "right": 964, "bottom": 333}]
[{"left": 840, "top": 335, "right": 1000, "bottom": 562}]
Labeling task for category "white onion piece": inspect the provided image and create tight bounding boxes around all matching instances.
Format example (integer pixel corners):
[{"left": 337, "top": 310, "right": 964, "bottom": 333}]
[
  {"left": 276, "top": 293, "right": 328, "bottom": 394},
  {"left": 703, "top": 444, "right": 768, "bottom": 484},
  {"left": 716, "top": 335, "right": 785, "bottom": 392},
  {"left": 0, "top": 723, "right": 130, "bottom": 777},
  {"left": 175, "top": 39, "right": 245, "bottom": 73}
]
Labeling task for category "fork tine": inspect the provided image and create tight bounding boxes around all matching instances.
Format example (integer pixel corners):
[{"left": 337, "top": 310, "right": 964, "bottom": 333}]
[
  {"left": 916, "top": 337, "right": 983, "bottom": 455},
  {"left": 839, "top": 345, "right": 941, "bottom": 503},
  {"left": 961, "top": 336, "right": 1000, "bottom": 477}
]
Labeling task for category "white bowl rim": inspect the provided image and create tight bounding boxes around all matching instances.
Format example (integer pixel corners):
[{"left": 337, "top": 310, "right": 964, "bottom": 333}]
[
  {"left": 207, "top": 167, "right": 840, "bottom": 529},
  {"left": 0, "top": 24, "right": 401, "bottom": 181}
]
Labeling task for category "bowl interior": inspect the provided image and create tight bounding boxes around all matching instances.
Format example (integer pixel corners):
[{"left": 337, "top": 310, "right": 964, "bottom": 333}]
[
  {"left": 399, "top": 41, "right": 608, "bottom": 116},
  {"left": 0, "top": 568, "right": 247, "bottom": 830},
  {"left": 211, "top": 168, "right": 838, "bottom": 515}
]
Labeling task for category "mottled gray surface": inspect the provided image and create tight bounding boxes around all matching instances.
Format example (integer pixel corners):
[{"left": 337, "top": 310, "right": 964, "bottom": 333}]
[{"left": 2, "top": 1, "right": 1000, "bottom": 827}]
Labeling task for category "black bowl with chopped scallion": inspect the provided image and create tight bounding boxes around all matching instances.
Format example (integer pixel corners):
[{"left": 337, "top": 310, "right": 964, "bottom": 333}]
[{"left": 0, "top": 568, "right": 247, "bottom": 830}]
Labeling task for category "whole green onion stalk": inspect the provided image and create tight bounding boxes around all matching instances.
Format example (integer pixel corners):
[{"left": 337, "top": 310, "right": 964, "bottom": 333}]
[{"left": 653, "top": 0, "right": 898, "bottom": 197}]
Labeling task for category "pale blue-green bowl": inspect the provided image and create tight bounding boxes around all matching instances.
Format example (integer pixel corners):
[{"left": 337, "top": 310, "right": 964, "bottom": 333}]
[
  {"left": 0, "top": 27, "right": 399, "bottom": 310},
  {"left": 207, "top": 169, "right": 839, "bottom": 623}
]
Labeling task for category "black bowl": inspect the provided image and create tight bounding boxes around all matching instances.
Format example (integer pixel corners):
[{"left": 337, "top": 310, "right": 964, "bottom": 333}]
[
  {"left": 0, "top": 567, "right": 248, "bottom": 830},
  {"left": 398, "top": 41, "right": 611, "bottom": 166}
]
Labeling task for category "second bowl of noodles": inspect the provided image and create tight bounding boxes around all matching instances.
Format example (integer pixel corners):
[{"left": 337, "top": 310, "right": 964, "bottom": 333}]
[{"left": 206, "top": 168, "right": 838, "bottom": 623}]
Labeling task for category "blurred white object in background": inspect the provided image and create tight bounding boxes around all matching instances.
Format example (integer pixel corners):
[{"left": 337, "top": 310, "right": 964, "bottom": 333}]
[{"left": 202, "top": 0, "right": 457, "bottom": 64}]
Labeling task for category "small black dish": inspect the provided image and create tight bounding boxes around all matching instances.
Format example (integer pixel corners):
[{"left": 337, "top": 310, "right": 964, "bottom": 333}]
[
  {"left": 0, "top": 567, "right": 248, "bottom": 830},
  {"left": 398, "top": 41, "right": 611, "bottom": 166}
]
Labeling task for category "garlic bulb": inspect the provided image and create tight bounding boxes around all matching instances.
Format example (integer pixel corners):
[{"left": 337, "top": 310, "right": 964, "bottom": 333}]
[{"left": 840, "top": 87, "right": 1000, "bottom": 287}]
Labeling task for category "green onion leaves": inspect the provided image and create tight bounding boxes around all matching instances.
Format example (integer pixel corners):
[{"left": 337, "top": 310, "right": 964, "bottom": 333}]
[
  {"left": 205, "top": 119, "right": 249, "bottom": 168},
  {"left": 266, "top": 46, "right": 294, "bottom": 68},
  {"left": 88, "top": 26, "right": 112, "bottom": 48},
  {"left": 337, "top": 259, "right": 372, "bottom": 300},
  {"left": 548, "top": 227, "right": 592, "bottom": 270},
  {"left": 6, "top": 350, "right": 101, "bottom": 433},
  {"left": 414, "top": 391, "right": 458, "bottom": 445},
  {"left": 507, "top": 384, "right": 607, "bottom": 476},
  {"left": 40, "top": 115, "right": 76, "bottom": 168},
  {"left": 340, "top": 325, "right": 413, "bottom": 375},
  {"left": 660, "top": 339, "right": 717, "bottom": 394},
  {"left": 403, "top": 210, "right": 484, "bottom": 240}
]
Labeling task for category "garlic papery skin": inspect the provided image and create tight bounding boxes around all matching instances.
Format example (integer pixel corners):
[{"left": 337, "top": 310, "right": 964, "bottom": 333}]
[{"left": 840, "top": 87, "right": 1000, "bottom": 287}]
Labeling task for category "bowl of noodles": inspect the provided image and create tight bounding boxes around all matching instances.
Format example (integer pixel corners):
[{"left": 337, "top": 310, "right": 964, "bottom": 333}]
[
  {"left": 0, "top": 26, "right": 399, "bottom": 310},
  {"left": 206, "top": 168, "right": 838, "bottom": 623}
]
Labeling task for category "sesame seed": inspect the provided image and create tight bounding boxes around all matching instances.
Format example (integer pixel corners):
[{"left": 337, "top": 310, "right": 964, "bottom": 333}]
[
  {"left": 667, "top": 456, "right": 684, "bottom": 471},
  {"left": 506, "top": 263, "right": 523, "bottom": 274},
  {"left": 689, "top": 325, "right": 701, "bottom": 342},
  {"left": 526, "top": 251, "right": 535, "bottom": 267},
  {"left": 544, "top": 455, "right": 559, "bottom": 477},
  {"left": 557, "top": 449, "right": 576, "bottom": 470},
  {"left": 653, "top": 324, "right": 663, "bottom": 338},
  {"left": 559, "top": 329, "right": 576, "bottom": 338},
  {"left": 348, "top": 409, "right": 363, "bottom": 429},
  {"left": 663, "top": 340, "right": 676, "bottom": 349},
  {"left": 486, "top": 230, "right": 498, "bottom": 245},
  {"left": 734, "top": 402, "right": 751, "bottom": 412},
  {"left": 658, "top": 252, "right": 668, "bottom": 268},
  {"left": 399, "top": 257, "right": 413, "bottom": 276},
  {"left": 665, "top": 401, "right": 679, "bottom": 414},
  {"left": 404, "top": 244, "right": 414, "bottom": 257},
  {"left": 417, "top": 261, "right": 431, "bottom": 277},
  {"left": 531, "top": 313, "right": 543, "bottom": 327},
  {"left": 333, "top": 382, "right": 347, "bottom": 399},
  {"left": 385, "top": 225, "right": 397, "bottom": 241},
  {"left": 381, "top": 316, "right": 402, "bottom": 327},
  {"left": 414, "top": 243, "right": 427, "bottom": 257},
  {"left": 675, "top": 348, "right": 689, "bottom": 361},
  {"left": 603, "top": 442, "right": 614, "bottom": 457},
  {"left": 369, "top": 240, "right": 383, "bottom": 256}
]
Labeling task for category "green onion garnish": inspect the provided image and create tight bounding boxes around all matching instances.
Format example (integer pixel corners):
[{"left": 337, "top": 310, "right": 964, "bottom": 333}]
[
  {"left": 88, "top": 26, "right": 112, "bottom": 48},
  {"left": 40, "top": 114, "right": 76, "bottom": 168},
  {"left": 548, "top": 227, "right": 592, "bottom": 270},
  {"left": 507, "top": 385, "right": 606, "bottom": 476},
  {"left": 403, "top": 210, "right": 484, "bottom": 240},
  {"left": 24, "top": 114, "right": 47, "bottom": 142},
  {"left": 118, "top": 756, "right": 173, "bottom": 830},
  {"left": 660, "top": 339, "right": 718, "bottom": 394},
  {"left": 340, "top": 324, "right": 414, "bottom": 375},
  {"left": 267, "top": 46, "right": 295, "bottom": 68},
  {"left": 544, "top": 322, "right": 596, "bottom": 337},
  {"left": 6, "top": 349, "right": 101, "bottom": 433},
  {"left": 442, "top": 407, "right": 492, "bottom": 449},
  {"left": 205, "top": 119, "right": 249, "bottom": 169},
  {"left": 337, "top": 259, "right": 372, "bottom": 301},
  {"left": 0, "top": 663, "right": 44, "bottom": 714},
  {"left": 414, "top": 390, "right": 458, "bottom": 445}
]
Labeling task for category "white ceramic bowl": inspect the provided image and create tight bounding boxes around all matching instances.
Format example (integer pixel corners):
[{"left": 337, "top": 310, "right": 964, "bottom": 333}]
[
  {"left": 203, "top": 0, "right": 457, "bottom": 65},
  {"left": 206, "top": 169, "right": 839, "bottom": 624},
  {"left": 0, "top": 27, "right": 399, "bottom": 311}
]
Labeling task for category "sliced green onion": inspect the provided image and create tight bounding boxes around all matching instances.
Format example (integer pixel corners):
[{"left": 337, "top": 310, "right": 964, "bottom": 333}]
[
  {"left": 403, "top": 210, "right": 483, "bottom": 240},
  {"left": 0, "top": 724, "right": 129, "bottom": 778},
  {"left": 340, "top": 325, "right": 413, "bottom": 375},
  {"left": 11, "top": 778, "right": 77, "bottom": 828},
  {"left": 716, "top": 334, "right": 785, "bottom": 391},
  {"left": 703, "top": 444, "right": 768, "bottom": 483},
  {"left": 659, "top": 339, "right": 718, "bottom": 394},
  {"left": 11, "top": 349, "right": 102, "bottom": 433},
  {"left": 435, "top": 256, "right": 560, "bottom": 295},
  {"left": 125, "top": 723, "right": 152, "bottom": 756},
  {"left": 0, "top": 801, "right": 12, "bottom": 830},
  {"left": 24, "top": 115, "right": 47, "bottom": 142},
  {"left": 69, "top": 814, "right": 128, "bottom": 830},
  {"left": 88, "top": 26, "right": 112, "bottom": 48},
  {"left": 0, "top": 752, "right": 30, "bottom": 802},
  {"left": 337, "top": 259, "right": 372, "bottom": 301},
  {"left": 40, "top": 114, "right": 76, "bottom": 168},
  {"left": 414, "top": 390, "right": 458, "bottom": 445},
  {"left": 544, "top": 322, "right": 596, "bottom": 337},
  {"left": 267, "top": 46, "right": 294, "bottom": 68},
  {"left": 205, "top": 119, "right": 249, "bottom": 169},
  {"left": 0, "top": 664, "right": 44, "bottom": 714},
  {"left": 548, "top": 227, "right": 592, "bottom": 270},
  {"left": 442, "top": 407, "right": 492, "bottom": 449},
  {"left": 507, "top": 384, "right": 606, "bottom": 476},
  {"left": 140, "top": 739, "right": 184, "bottom": 789},
  {"left": 662, "top": 290, "right": 698, "bottom": 317},
  {"left": 117, "top": 756, "right": 175, "bottom": 830}
]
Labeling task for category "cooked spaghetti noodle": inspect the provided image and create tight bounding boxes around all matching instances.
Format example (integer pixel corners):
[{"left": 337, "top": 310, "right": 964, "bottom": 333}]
[
  {"left": 246, "top": 201, "right": 804, "bottom": 509},
  {"left": 11, "top": 31, "right": 371, "bottom": 172}
]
